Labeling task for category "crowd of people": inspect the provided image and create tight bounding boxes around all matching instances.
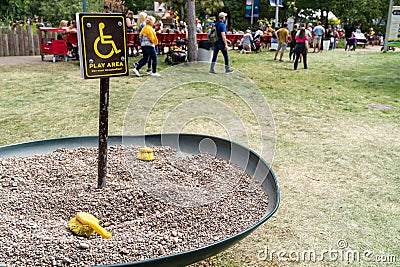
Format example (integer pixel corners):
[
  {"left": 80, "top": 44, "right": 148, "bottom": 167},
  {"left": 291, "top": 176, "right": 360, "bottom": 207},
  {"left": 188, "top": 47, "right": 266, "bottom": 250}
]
[
  {"left": 45, "top": 6, "right": 385, "bottom": 75},
  {"left": 127, "top": 9, "right": 384, "bottom": 74},
  {"left": 235, "top": 21, "right": 383, "bottom": 70},
  {"left": 124, "top": 8, "right": 193, "bottom": 36}
]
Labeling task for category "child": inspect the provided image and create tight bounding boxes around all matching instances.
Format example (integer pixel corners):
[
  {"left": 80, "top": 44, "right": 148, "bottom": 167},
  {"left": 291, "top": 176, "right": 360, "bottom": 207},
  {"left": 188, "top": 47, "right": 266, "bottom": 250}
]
[{"left": 57, "top": 20, "right": 68, "bottom": 40}]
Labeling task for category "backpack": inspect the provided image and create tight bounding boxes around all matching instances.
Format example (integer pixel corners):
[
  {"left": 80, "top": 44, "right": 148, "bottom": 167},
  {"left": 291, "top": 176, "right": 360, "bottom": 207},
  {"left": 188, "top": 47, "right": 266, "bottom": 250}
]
[{"left": 208, "top": 23, "right": 218, "bottom": 44}]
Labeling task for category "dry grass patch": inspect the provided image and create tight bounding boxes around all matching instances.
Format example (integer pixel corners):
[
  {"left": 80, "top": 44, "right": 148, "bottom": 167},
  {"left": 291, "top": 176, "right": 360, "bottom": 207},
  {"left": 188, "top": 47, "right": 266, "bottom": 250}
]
[{"left": 1, "top": 50, "right": 399, "bottom": 266}]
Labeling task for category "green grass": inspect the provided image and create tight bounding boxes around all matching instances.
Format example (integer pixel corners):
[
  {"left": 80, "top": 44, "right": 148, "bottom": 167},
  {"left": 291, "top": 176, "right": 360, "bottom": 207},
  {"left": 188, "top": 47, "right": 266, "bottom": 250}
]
[{"left": 0, "top": 49, "right": 399, "bottom": 267}]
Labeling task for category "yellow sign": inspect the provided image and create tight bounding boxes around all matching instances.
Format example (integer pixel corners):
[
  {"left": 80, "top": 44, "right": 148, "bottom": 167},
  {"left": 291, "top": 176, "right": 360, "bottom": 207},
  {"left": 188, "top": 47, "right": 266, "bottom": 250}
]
[
  {"left": 77, "top": 13, "right": 129, "bottom": 79},
  {"left": 94, "top": 22, "right": 122, "bottom": 59}
]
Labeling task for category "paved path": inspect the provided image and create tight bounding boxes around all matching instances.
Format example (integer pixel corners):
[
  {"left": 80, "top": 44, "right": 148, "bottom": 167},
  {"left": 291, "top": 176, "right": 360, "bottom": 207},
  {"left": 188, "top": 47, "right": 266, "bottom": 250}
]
[{"left": 0, "top": 55, "right": 45, "bottom": 66}]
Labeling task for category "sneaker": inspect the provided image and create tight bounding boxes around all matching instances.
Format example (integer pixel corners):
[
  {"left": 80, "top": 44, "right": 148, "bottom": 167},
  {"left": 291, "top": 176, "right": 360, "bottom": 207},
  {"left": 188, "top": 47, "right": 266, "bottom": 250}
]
[
  {"left": 132, "top": 68, "right": 140, "bottom": 77},
  {"left": 151, "top": 72, "right": 161, "bottom": 77},
  {"left": 208, "top": 70, "right": 216, "bottom": 74},
  {"left": 225, "top": 69, "right": 234, "bottom": 74},
  {"left": 146, "top": 70, "right": 153, "bottom": 75}
]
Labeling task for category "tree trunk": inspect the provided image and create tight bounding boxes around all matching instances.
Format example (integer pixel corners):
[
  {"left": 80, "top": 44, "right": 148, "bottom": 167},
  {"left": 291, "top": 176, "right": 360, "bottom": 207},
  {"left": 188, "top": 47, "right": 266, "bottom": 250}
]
[
  {"left": 180, "top": 4, "right": 185, "bottom": 22},
  {"left": 186, "top": 0, "right": 197, "bottom": 62}
]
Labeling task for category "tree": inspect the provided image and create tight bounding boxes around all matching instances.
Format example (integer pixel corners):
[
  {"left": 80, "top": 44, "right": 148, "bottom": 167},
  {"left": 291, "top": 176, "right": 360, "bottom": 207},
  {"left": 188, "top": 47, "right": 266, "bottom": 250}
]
[
  {"left": 186, "top": 0, "right": 197, "bottom": 61},
  {"left": 124, "top": 0, "right": 154, "bottom": 13},
  {"left": 222, "top": 0, "right": 246, "bottom": 30},
  {"left": 1, "top": 0, "right": 31, "bottom": 23},
  {"left": 290, "top": 0, "right": 338, "bottom": 26},
  {"left": 334, "top": 0, "right": 390, "bottom": 30},
  {"left": 166, "top": 0, "right": 186, "bottom": 21},
  {"left": 36, "top": 0, "right": 81, "bottom": 25},
  {"left": 197, "top": 0, "right": 224, "bottom": 15},
  {"left": 290, "top": 0, "right": 400, "bottom": 31}
]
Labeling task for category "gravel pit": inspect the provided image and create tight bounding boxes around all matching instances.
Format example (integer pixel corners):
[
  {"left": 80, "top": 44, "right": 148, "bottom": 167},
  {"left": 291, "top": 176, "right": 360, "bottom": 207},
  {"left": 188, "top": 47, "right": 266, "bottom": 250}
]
[{"left": 0, "top": 145, "right": 268, "bottom": 266}]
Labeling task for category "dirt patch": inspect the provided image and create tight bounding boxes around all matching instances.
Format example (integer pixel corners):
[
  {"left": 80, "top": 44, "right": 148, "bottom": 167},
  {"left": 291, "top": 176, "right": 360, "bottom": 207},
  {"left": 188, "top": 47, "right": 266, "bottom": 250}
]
[{"left": 0, "top": 56, "right": 44, "bottom": 66}]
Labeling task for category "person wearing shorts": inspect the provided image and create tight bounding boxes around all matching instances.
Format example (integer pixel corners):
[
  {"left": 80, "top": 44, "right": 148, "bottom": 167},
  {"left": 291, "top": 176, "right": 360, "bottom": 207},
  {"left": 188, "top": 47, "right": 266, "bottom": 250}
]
[
  {"left": 274, "top": 22, "right": 290, "bottom": 61},
  {"left": 312, "top": 21, "right": 325, "bottom": 53},
  {"left": 264, "top": 25, "right": 273, "bottom": 49}
]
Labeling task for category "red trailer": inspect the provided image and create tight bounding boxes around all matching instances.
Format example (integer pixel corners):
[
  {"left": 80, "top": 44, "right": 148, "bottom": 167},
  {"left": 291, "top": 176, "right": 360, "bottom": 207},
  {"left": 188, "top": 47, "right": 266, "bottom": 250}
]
[{"left": 39, "top": 27, "right": 68, "bottom": 62}]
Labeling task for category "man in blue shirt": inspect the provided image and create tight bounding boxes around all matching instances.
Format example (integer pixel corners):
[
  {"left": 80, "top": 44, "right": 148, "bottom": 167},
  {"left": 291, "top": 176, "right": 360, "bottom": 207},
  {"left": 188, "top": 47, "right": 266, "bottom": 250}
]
[
  {"left": 209, "top": 12, "right": 234, "bottom": 74},
  {"left": 313, "top": 21, "right": 325, "bottom": 53}
]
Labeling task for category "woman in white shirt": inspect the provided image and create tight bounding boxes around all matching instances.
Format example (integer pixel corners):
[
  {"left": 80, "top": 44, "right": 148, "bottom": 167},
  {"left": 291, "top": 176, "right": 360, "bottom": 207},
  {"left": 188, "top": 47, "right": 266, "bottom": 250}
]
[{"left": 240, "top": 29, "right": 253, "bottom": 54}]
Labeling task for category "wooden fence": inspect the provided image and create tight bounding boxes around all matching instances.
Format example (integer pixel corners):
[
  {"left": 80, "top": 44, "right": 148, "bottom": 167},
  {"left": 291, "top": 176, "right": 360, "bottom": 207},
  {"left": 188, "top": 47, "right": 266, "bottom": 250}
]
[{"left": 0, "top": 25, "right": 54, "bottom": 57}]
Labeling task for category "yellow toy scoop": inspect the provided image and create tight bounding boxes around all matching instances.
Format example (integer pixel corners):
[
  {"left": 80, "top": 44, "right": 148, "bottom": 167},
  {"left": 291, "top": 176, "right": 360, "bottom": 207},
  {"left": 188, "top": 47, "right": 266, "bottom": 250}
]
[
  {"left": 68, "top": 217, "right": 94, "bottom": 238},
  {"left": 137, "top": 146, "right": 154, "bottom": 161},
  {"left": 75, "top": 212, "right": 112, "bottom": 239}
]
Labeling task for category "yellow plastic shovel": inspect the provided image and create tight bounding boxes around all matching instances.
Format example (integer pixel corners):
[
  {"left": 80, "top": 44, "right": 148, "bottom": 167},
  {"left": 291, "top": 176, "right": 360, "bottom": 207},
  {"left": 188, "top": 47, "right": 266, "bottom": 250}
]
[{"left": 75, "top": 212, "right": 112, "bottom": 239}]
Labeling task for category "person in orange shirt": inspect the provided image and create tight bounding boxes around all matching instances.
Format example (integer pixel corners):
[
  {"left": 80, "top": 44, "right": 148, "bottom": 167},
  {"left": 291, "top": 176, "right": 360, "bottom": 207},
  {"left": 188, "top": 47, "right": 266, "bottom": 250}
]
[
  {"left": 274, "top": 22, "right": 290, "bottom": 61},
  {"left": 263, "top": 25, "right": 273, "bottom": 49}
]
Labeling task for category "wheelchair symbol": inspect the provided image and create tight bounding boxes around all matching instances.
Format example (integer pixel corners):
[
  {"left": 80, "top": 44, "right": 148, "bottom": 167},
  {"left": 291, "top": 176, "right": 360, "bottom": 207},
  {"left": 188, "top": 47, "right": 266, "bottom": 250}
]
[{"left": 94, "top": 22, "right": 121, "bottom": 59}]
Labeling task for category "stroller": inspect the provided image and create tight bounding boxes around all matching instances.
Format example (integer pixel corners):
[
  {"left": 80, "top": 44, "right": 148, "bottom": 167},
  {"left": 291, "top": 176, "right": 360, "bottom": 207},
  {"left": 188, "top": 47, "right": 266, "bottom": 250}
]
[{"left": 165, "top": 38, "right": 187, "bottom": 65}]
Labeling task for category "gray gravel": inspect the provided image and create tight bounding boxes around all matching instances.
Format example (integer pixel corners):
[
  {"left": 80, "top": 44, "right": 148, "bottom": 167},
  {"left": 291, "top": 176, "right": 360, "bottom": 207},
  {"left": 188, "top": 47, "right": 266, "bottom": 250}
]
[{"left": 0, "top": 145, "right": 268, "bottom": 266}]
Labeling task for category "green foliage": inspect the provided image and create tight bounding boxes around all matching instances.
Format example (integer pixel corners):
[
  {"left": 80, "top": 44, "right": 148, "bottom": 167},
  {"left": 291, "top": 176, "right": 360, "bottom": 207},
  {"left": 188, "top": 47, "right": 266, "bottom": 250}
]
[
  {"left": 1, "top": 0, "right": 106, "bottom": 26},
  {"left": 198, "top": 0, "right": 224, "bottom": 15},
  {"left": 36, "top": 1, "right": 81, "bottom": 25},
  {"left": 0, "top": 0, "right": 30, "bottom": 23},
  {"left": 2, "top": 0, "right": 400, "bottom": 32},
  {"left": 293, "top": 0, "right": 400, "bottom": 30},
  {"left": 124, "top": 0, "right": 155, "bottom": 13}
]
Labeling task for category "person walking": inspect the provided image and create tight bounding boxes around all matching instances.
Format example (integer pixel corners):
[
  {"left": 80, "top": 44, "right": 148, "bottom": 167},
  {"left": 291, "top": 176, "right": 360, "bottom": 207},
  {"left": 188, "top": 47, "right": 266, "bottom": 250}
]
[
  {"left": 289, "top": 24, "right": 298, "bottom": 61},
  {"left": 294, "top": 28, "right": 309, "bottom": 70},
  {"left": 209, "top": 12, "right": 234, "bottom": 74},
  {"left": 132, "top": 16, "right": 160, "bottom": 77},
  {"left": 312, "top": 21, "right": 325, "bottom": 53},
  {"left": 133, "top": 12, "right": 152, "bottom": 72},
  {"left": 274, "top": 22, "right": 290, "bottom": 61}
]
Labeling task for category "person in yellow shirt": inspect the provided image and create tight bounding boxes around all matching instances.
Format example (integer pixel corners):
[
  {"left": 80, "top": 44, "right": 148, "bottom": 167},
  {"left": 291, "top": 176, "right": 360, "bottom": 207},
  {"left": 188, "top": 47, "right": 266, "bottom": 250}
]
[
  {"left": 132, "top": 16, "right": 160, "bottom": 77},
  {"left": 274, "top": 22, "right": 290, "bottom": 61},
  {"left": 368, "top": 27, "right": 376, "bottom": 46}
]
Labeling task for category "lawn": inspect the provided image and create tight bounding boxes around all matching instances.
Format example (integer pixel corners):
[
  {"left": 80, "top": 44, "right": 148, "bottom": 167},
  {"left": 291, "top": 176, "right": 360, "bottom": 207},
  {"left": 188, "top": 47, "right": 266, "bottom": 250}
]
[{"left": 0, "top": 48, "right": 399, "bottom": 266}]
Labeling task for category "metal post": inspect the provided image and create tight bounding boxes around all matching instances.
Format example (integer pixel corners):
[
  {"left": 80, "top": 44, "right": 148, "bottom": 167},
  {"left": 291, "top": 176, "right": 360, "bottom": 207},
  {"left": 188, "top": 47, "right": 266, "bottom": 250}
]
[
  {"left": 251, "top": 0, "right": 254, "bottom": 26},
  {"left": 384, "top": 0, "right": 394, "bottom": 52},
  {"left": 275, "top": 0, "right": 279, "bottom": 28},
  {"left": 83, "top": 0, "right": 87, "bottom": 12},
  {"left": 98, "top": 77, "right": 109, "bottom": 189}
]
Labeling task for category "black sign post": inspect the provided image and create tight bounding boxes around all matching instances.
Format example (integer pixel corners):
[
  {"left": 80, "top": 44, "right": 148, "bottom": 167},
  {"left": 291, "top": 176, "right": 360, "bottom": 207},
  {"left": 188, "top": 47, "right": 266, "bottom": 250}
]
[
  {"left": 98, "top": 77, "right": 109, "bottom": 188},
  {"left": 76, "top": 13, "right": 129, "bottom": 188}
]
